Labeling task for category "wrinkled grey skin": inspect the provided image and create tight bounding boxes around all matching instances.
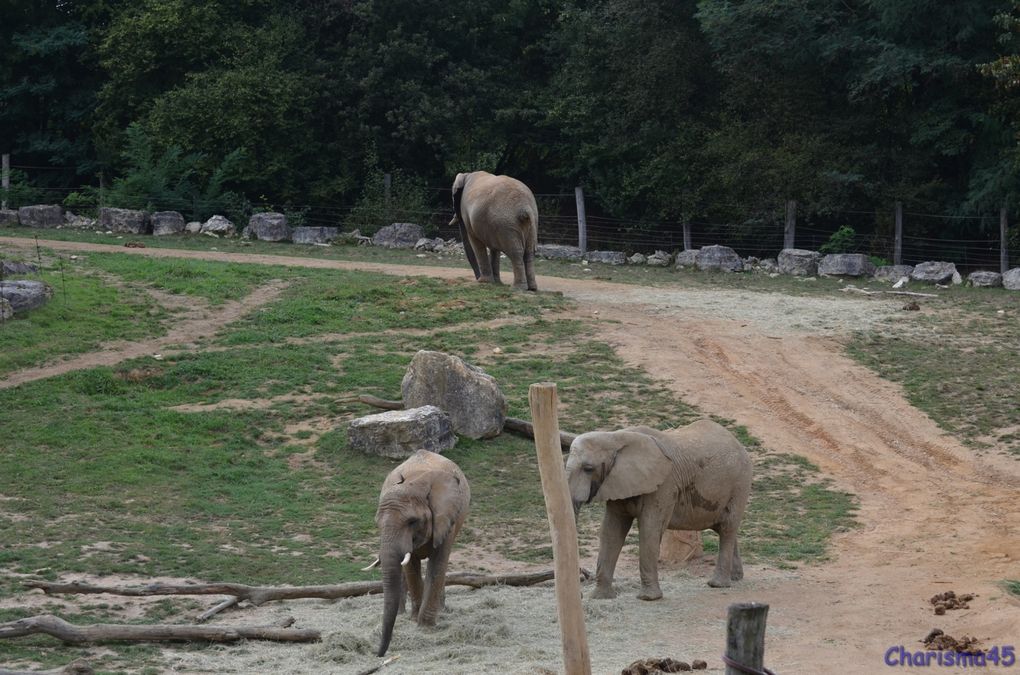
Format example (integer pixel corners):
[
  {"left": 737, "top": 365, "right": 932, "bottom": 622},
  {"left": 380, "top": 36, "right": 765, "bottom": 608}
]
[
  {"left": 374, "top": 450, "right": 470, "bottom": 656},
  {"left": 449, "top": 171, "right": 539, "bottom": 291},
  {"left": 566, "top": 420, "right": 752, "bottom": 600}
]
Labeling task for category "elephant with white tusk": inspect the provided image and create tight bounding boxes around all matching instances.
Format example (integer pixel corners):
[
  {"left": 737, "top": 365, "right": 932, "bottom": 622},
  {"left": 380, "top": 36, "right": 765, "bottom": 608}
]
[
  {"left": 449, "top": 170, "right": 539, "bottom": 291},
  {"left": 566, "top": 420, "right": 752, "bottom": 600},
  {"left": 372, "top": 449, "right": 470, "bottom": 656}
]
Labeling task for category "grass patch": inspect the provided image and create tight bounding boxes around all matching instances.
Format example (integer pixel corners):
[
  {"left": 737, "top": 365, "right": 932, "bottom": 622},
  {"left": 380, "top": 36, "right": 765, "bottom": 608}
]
[{"left": 1006, "top": 580, "right": 1020, "bottom": 597}]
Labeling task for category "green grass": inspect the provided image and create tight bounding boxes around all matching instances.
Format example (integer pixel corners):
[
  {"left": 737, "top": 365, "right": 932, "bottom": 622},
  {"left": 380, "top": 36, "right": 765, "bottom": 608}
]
[
  {"left": 1006, "top": 580, "right": 1020, "bottom": 597},
  {"left": 0, "top": 250, "right": 860, "bottom": 671},
  {"left": 847, "top": 287, "right": 1020, "bottom": 456}
]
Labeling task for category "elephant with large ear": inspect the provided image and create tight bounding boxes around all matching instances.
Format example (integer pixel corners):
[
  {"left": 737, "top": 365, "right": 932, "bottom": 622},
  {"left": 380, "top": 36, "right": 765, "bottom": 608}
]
[
  {"left": 449, "top": 171, "right": 539, "bottom": 291},
  {"left": 370, "top": 449, "right": 470, "bottom": 656},
  {"left": 566, "top": 419, "right": 752, "bottom": 601}
]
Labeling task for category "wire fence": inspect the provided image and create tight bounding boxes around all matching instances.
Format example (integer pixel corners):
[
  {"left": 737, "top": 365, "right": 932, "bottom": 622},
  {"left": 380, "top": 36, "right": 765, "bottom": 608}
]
[{"left": 2, "top": 180, "right": 1016, "bottom": 274}]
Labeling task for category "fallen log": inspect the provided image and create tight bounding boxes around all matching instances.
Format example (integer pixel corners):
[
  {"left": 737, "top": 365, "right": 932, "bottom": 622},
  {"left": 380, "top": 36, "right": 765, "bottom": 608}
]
[
  {"left": 0, "top": 615, "right": 319, "bottom": 644},
  {"left": 0, "top": 659, "right": 93, "bottom": 675},
  {"left": 357, "top": 395, "right": 577, "bottom": 450}
]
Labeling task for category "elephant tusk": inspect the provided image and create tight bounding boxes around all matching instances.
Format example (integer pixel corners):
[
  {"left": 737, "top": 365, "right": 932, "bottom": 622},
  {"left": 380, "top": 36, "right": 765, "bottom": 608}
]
[
  {"left": 400, "top": 552, "right": 411, "bottom": 566},
  {"left": 361, "top": 557, "right": 380, "bottom": 571}
]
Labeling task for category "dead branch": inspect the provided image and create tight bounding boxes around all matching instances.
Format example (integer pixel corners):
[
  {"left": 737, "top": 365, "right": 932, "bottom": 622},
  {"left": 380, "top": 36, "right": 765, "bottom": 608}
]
[
  {"left": 196, "top": 596, "right": 240, "bottom": 622},
  {"left": 355, "top": 655, "right": 401, "bottom": 675},
  {"left": 840, "top": 286, "right": 939, "bottom": 299},
  {"left": 357, "top": 394, "right": 577, "bottom": 450},
  {"left": 884, "top": 290, "right": 939, "bottom": 298},
  {"left": 0, "top": 659, "right": 94, "bottom": 675},
  {"left": 0, "top": 615, "right": 319, "bottom": 644}
]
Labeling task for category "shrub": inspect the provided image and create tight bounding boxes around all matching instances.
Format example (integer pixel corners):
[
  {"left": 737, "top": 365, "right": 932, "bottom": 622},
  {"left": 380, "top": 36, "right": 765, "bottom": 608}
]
[{"left": 819, "top": 225, "right": 857, "bottom": 254}]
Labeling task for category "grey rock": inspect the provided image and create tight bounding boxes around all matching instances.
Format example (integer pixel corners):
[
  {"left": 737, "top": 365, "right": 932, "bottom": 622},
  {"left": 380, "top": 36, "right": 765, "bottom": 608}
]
[
  {"left": 247, "top": 212, "right": 291, "bottom": 242},
  {"left": 18, "top": 205, "right": 64, "bottom": 228},
  {"left": 586, "top": 250, "right": 628, "bottom": 265},
  {"left": 1004, "top": 267, "right": 1020, "bottom": 290},
  {"left": 0, "top": 280, "right": 53, "bottom": 313},
  {"left": 185, "top": 221, "right": 202, "bottom": 234},
  {"left": 372, "top": 222, "right": 424, "bottom": 248},
  {"left": 2, "top": 260, "right": 38, "bottom": 276},
  {"left": 401, "top": 350, "right": 507, "bottom": 440},
  {"left": 818, "top": 253, "right": 876, "bottom": 277},
  {"left": 910, "top": 261, "right": 959, "bottom": 285},
  {"left": 757, "top": 258, "right": 779, "bottom": 273},
  {"left": 201, "top": 215, "right": 236, "bottom": 237},
  {"left": 647, "top": 250, "right": 673, "bottom": 267},
  {"left": 967, "top": 271, "right": 1002, "bottom": 288},
  {"left": 628, "top": 253, "right": 647, "bottom": 265},
  {"left": 537, "top": 244, "right": 583, "bottom": 261},
  {"left": 414, "top": 237, "right": 446, "bottom": 252},
  {"left": 151, "top": 211, "right": 185, "bottom": 236},
  {"left": 100, "top": 207, "right": 150, "bottom": 234},
  {"left": 64, "top": 212, "right": 97, "bottom": 229},
  {"left": 348, "top": 406, "right": 457, "bottom": 459},
  {"left": 292, "top": 226, "right": 341, "bottom": 245},
  {"left": 874, "top": 265, "right": 914, "bottom": 282},
  {"left": 0, "top": 297, "right": 11, "bottom": 321},
  {"left": 0, "top": 209, "right": 18, "bottom": 226},
  {"left": 696, "top": 244, "right": 744, "bottom": 272},
  {"left": 675, "top": 249, "right": 698, "bottom": 268},
  {"left": 778, "top": 248, "right": 822, "bottom": 276}
]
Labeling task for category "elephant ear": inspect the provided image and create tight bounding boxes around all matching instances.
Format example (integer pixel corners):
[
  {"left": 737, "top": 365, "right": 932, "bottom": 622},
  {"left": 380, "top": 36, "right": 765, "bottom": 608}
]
[
  {"left": 595, "top": 431, "right": 673, "bottom": 501},
  {"left": 428, "top": 470, "right": 467, "bottom": 548},
  {"left": 451, "top": 173, "right": 467, "bottom": 217}
]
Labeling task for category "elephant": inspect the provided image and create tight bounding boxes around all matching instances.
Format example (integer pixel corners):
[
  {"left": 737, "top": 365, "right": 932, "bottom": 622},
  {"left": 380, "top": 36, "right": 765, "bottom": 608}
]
[
  {"left": 449, "top": 171, "right": 539, "bottom": 291},
  {"left": 369, "top": 449, "right": 470, "bottom": 656},
  {"left": 565, "top": 419, "right": 752, "bottom": 601}
]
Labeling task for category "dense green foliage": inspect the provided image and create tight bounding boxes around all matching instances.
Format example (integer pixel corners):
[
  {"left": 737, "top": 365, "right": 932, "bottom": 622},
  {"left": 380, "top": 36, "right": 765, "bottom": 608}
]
[{"left": 2, "top": 0, "right": 1019, "bottom": 232}]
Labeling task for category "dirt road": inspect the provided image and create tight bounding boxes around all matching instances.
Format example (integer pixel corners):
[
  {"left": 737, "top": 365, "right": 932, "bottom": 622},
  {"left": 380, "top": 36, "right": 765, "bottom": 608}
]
[{"left": 3, "top": 236, "right": 1018, "bottom": 672}]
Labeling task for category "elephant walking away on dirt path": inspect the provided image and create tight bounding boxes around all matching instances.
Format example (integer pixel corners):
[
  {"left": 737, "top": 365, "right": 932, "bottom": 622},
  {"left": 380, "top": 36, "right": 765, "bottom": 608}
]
[
  {"left": 449, "top": 171, "right": 539, "bottom": 291},
  {"left": 566, "top": 420, "right": 752, "bottom": 600}
]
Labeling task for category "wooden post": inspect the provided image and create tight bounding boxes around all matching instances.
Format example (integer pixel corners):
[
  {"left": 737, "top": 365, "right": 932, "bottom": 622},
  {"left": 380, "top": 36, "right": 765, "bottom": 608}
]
[
  {"left": 99, "top": 171, "right": 105, "bottom": 210},
  {"left": 529, "top": 383, "right": 591, "bottom": 675},
  {"left": 894, "top": 201, "right": 903, "bottom": 266},
  {"left": 575, "top": 186, "right": 587, "bottom": 256},
  {"left": 1001, "top": 204, "right": 1009, "bottom": 274},
  {"left": 783, "top": 200, "right": 796, "bottom": 250},
  {"left": 724, "top": 602, "right": 769, "bottom": 675},
  {"left": 383, "top": 173, "right": 392, "bottom": 225},
  {"left": 1, "top": 154, "right": 9, "bottom": 210},
  {"left": 682, "top": 220, "right": 692, "bottom": 251}
]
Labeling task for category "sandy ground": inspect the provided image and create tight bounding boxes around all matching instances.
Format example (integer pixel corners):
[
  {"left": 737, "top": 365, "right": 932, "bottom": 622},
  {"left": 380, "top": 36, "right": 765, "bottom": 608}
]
[{"left": 2, "top": 237, "right": 1019, "bottom": 674}]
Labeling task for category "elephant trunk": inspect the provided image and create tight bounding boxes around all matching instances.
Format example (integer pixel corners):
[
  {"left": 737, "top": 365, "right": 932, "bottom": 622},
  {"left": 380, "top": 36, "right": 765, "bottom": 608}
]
[{"left": 377, "top": 541, "right": 408, "bottom": 657}]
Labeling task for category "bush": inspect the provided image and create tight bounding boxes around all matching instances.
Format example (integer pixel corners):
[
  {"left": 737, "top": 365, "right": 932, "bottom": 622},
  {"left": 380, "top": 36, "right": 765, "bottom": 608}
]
[
  {"left": 819, "top": 225, "right": 857, "bottom": 254},
  {"left": 345, "top": 161, "right": 434, "bottom": 236}
]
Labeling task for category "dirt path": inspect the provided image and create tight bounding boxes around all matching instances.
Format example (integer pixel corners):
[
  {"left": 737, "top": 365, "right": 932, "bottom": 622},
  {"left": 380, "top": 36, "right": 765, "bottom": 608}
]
[{"left": 3, "top": 236, "right": 1019, "bottom": 672}]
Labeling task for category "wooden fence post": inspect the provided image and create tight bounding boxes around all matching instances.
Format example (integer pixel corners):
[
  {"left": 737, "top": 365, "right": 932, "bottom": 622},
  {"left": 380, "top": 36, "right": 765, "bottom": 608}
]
[
  {"left": 1, "top": 154, "right": 9, "bottom": 210},
  {"left": 724, "top": 602, "right": 770, "bottom": 675},
  {"left": 575, "top": 186, "right": 587, "bottom": 256},
  {"left": 1001, "top": 204, "right": 1010, "bottom": 274},
  {"left": 529, "top": 382, "right": 591, "bottom": 675},
  {"left": 783, "top": 200, "right": 796, "bottom": 250},
  {"left": 894, "top": 201, "right": 903, "bottom": 266},
  {"left": 682, "top": 220, "right": 692, "bottom": 251},
  {"left": 383, "top": 173, "right": 392, "bottom": 225}
]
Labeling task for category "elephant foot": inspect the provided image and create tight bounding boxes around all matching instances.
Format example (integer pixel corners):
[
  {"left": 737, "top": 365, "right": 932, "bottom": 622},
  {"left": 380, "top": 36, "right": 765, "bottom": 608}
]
[
  {"left": 707, "top": 576, "right": 733, "bottom": 588},
  {"left": 590, "top": 585, "right": 617, "bottom": 600},
  {"left": 416, "top": 613, "right": 438, "bottom": 628},
  {"left": 637, "top": 587, "right": 663, "bottom": 601}
]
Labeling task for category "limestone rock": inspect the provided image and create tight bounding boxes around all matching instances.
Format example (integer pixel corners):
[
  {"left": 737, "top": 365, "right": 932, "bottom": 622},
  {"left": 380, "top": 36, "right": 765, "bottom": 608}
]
[
  {"left": 818, "top": 253, "right": 876, "bottom": 277},
  {"left": 247, "top": 212, "right": 291, "bottom": 242},
  {"left": 185, "top": 221, "right": 202, "bottom": 234},
  {"left": 18, "top": 205, "right": 64, "bottom": 229},
  {"left": 647, "top": 250, "right": 673, "bottom": 267},
  {"left": 347, "top": 406, "right": 457, "bottom": 459},
  {"left": 696, "top": 244, "right": 743, "bottom": 272},
  {"left": 778, "top": 249, "right": 821, "bottom": 276},
  {"left": 875, "top": 265, "right": 914, "bottom": 282},
  {"left": 1, "top": 260, "right": 38, "bottom": 276},
  {"left": 674, "top": 249, "right": 698, "bottom": 268},
  {"left": 967, "top": 271, "right": 1002, "bottom": 288},
  {"left": 401, "top": 350, "right": 506, "bottom": 440},
  {"left": 64, "top": 212, "right": 97, "bottom": 229},
  {"left": 1004, "top": 267, "right": 1020, "bottom": 290},
  {"left": 537, "top": 244, "right": 583, "bottom": 261},
  {"left": 372, "top": 222, "right": 424, "bottom": 248},
  {"left": 99, "top": 207, "right": 150, "bottom": 234},
  {"left": 0, "top": 297, "right": 11, "bottom": 321},
  {"left": 587, "top": 250, "right": 627, "bottom": 265},
  {"left": 628, "top": 253, "right": 646, "bottom": 265},
  {"left": 151, "top": 211, "right": 185, "bottom": 236},
  {"left": 0, "top": 280, "right": 53, "bottom": 313},
  {"left": 292, "top": 226, "right": 341, "bottom": 245},
  {"left": 201, "top": 215, "right": 236, "bottom": 237},
  {"left": 414, "top": 237, "right": 446, "bottom": 252},
  {"left": 910, "top": 261, "right": 959, "bottom": 285},
  {"left": 0, "top": 209, "right": 19, "bottom": 226},
  {"left": 756, "top": 258, "right": 779, "bottom": 273}
]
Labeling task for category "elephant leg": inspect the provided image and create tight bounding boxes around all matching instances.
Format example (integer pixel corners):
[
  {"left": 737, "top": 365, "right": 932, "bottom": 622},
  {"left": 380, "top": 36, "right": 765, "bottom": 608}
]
[
  {"left": 458, "top": 219, "right": 481, "bottom": 280},
  {"left": 405, "top": 557, "right": 423, "bottom": 616},
  {"left": 524, "top": 248, "right": 538, "bottom": 291},
  {"left": 489, "top": 249, "right": 502, "bottom": 284},
  {"left": 731, "top": 540, "right": 744, "bottom": 581},
  {"left": 592, "top": 505, "right": 632, "bottom": 599},
  {"left": 708, "top": 524, "right": 736, "bottom": 588},
  {"left": 508, "top": 251, "right": 529, "bottom": 291},
  {"left": 636, "top": 507, "right": 668, "bottom": 600},
  {"left": 468, "top": 235, "right": 494, "bottom": 283},
  {"left": 418, "top": 540, "right": 453, "bottom": 626}
]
